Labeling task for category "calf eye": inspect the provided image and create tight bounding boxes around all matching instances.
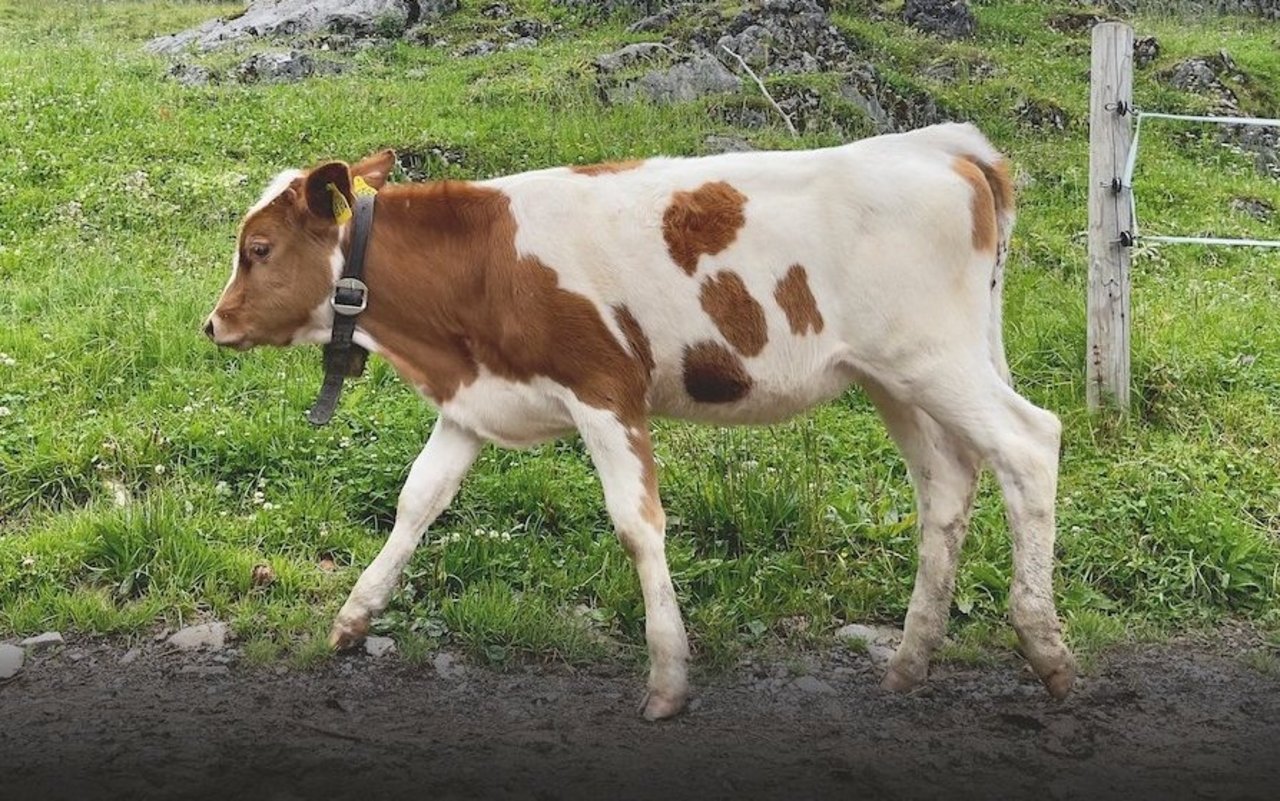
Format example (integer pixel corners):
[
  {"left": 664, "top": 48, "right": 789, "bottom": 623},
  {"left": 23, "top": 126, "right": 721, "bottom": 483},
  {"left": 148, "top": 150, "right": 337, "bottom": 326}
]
[{"left": 249, "top": 242, "right": 271, "bottom": 260}]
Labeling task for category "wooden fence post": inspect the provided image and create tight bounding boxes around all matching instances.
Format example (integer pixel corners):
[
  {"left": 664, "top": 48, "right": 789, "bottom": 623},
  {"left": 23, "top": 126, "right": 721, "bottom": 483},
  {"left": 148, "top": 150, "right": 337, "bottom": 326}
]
[{"left": 1087, "top": 22, "right": 1135, "bottom": 413}]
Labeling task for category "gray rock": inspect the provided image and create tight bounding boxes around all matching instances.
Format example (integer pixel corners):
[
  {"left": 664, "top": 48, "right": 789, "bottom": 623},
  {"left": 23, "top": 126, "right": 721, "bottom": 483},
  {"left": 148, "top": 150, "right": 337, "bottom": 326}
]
[
  {"left": 145, "top": 0, "right": 425, "bottom": 54},
  {"left": 364, "top": 636, "right": 396, "bottom": 658},
  {"left": 703, "top": 134, "right": 755, "bottom": 154},
  {"left": 118, "top": 648, "right": 142, "bottom": 666},
  {"left": 921, "top": 55, "right": 997, "bottom": 84},
  {"left": 1162, "top": 54, "right": 1278, "bottom": 178},
  {"left": 903, "top": 0, "right": 977, "bottom": 40},
  {"left": 715, "top": 0, "right": 853, "bottom": 76},
  {"left": 21, "top": 632, "right": 64, "bottom": 651},
  {"left": 0, "top": 643, "right": 23, "bottom": 679},
  {"left": 481, "top": 2, "right": 512, "bottom": 18},
  {"left": 628, "top": 6, "right": 685, "bottom": 33},
  {"left": 839, "top": 65, "right": 944, "bottom": 133},
  {"left": 65, "top": 649, "right": 86, "bottom": 662},
  {"left": 593, "top": 42, "right": 670, "bottom": 74},
  {"left": 168, "top": 62, "right": 212, "bottom": 87},
  {"left": 1166, "top": 57, "right": 1238, "bottom": 110},
  {"left": 1228, "top": 198, "right": 1269, "bottom": 222},
  {"left": 836, "top": 624, "right": 880, "bottom": 643},
  {"left": 613, "top": 52, "right": 741, "bottom": 105},
  {"left": 504, "top": 37, "right": 539, "bottom": 52},
  {"left": 234, "top": 51, "right": 341, "bottom": 84},
  {"left": 836, "top": 623, "right": 903, "bottom": 647},
  {"left": 434, "top": 651, "right": 465, "bottom": 678},
  {"left": 458, "top": 40, "right": 498, "bottom": 57},
  {"left": 868, "top": 642, "right": 896, "bottom": 664},
  {"left": 419, "top": 0, "right": 461, "bottom": 19},
  {"left": 553, "top": 0, "right": 666, "bottom": 18},
  {"left": 1107, "top": 0, "right": 1278, "bottom": 20},
  {"left": 501, "top": 19, "right": 547, "bottom": 40},
  {"left": 792, "top": 675, "right": 837, "bottom": 695},
  {"left": 1216, "top": 0, "right": 1279, "bottom": 19},
  {"left": 1015, "top": 97, "right": 1069, "bottom": 131},
  {"left": 1134, "top": 36, "right": 1160, "bottom": 69},
  {"left": 168, "top": 622, "right": 227, "bottom": 651}
]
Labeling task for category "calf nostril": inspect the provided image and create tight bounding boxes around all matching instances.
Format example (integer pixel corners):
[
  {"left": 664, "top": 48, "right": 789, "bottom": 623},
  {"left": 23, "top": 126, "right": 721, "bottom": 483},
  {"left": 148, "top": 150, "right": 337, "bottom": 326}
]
[{"left": 203, "top": 319, "right": 215, "bottom": 339}]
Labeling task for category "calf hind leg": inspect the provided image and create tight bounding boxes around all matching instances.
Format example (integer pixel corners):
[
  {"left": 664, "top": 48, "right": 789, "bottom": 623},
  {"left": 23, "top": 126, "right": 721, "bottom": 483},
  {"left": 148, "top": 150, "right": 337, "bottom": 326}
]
[
  {"left": 866, "top": 383, "right": 982, "bottom": 693},
  {"left": 899, "top": 365, "right": 1076, "bottom": 699}
]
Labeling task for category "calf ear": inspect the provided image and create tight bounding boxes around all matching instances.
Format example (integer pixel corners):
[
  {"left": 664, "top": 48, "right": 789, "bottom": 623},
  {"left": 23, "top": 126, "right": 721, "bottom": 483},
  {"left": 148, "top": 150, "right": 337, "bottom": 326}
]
[
  {"left": 304, "top": 161, "right": 354, "bottom": 224},
  {"left": 352, "top": 149, "right": 396, "bottom": 190}
]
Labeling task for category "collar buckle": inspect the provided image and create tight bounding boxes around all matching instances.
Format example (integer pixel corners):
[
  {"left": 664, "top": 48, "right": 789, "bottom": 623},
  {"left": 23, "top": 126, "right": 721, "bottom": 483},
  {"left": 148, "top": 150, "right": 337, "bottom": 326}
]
[{"left": 331, "top": 277, "right": 368, "bottom": 316}]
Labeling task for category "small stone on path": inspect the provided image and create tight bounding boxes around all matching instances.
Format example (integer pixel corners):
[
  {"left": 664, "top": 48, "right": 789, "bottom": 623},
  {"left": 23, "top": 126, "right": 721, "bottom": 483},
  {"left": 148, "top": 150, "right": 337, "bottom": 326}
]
[
  {"left": 21, "top": 632, "right": 64, "bottom": 651},
  {"left": 434, "top": 652, "right": 464, "bottom": 679},
  {"left": 364, "top": 636, "right": 396, "bottom": 658},
  {"left": 0, "top": 643, "right": 24, "bottom": 679},
  {"left": 118, "top": 648, "right": 141, "bottom": 666},
  {"left": 168, "top": 623, "right": 228, "bottom": 652}
]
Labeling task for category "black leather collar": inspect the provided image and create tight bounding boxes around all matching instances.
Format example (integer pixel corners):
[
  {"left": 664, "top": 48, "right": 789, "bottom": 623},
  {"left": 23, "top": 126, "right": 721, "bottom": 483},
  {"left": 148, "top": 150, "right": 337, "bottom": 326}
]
[{"left": 307, "top": 192, "right": 375, "bottom": 426}]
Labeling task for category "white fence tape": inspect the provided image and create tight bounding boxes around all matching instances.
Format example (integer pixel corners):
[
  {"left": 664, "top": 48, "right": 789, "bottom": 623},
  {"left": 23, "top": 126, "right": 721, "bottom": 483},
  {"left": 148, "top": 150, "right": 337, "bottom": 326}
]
[{"left": 1122, "top": 110, "right": 1280, "bottom": 248}]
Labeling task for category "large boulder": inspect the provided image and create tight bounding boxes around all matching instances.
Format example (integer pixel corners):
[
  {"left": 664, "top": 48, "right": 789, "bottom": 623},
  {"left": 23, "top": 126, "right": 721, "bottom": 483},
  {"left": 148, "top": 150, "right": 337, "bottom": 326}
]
[
  {"left": 610, "top": 52, "right": 742, "bottom": 105},
  {"left": 903, "top": 0, "right": 977, "bottom": 40},
  {"left": 145, "top": 0, "right": 442, "bottom": 54}
]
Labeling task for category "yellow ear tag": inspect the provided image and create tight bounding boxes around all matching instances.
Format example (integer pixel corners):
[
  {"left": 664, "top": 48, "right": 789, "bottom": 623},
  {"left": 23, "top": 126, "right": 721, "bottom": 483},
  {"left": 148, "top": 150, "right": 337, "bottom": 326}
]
[
  {"left": 327, "top": 182, "right": 352, "bottom": 225},
  {"left": 352, "top": 175, "right": 378, "bottom": 198}
]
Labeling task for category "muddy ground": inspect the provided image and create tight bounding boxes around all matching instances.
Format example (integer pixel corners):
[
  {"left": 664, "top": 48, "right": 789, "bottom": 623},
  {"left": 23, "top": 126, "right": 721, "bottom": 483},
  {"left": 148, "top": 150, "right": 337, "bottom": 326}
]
[{"left": 1, "top": 638, "right": 1278, "bottom": 801}]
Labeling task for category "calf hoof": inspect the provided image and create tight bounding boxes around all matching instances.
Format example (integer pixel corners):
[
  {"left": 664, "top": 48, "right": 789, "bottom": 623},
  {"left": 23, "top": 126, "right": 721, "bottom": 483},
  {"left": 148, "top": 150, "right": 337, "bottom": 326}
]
[
  {"left": 638, "top": 689, "right": 687, "bottom": 721},
  {"left": 881, "top": 653, "right": 927, "bottom": 694},
  {"left": 880, "top": 666, "right": 925, "bottom": 694},
  {"left": 1041, "top": 664, "right": 1076, "bottom": 700},
  {"left": 328, "top": 615, "right": 370, "bottom": 651}
]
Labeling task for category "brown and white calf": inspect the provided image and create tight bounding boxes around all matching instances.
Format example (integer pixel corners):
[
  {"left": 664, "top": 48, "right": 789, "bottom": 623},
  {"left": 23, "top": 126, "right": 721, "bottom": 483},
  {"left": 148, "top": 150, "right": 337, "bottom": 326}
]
[{"left": 205, "top": 122, "right": 1076, "bottom": 719}]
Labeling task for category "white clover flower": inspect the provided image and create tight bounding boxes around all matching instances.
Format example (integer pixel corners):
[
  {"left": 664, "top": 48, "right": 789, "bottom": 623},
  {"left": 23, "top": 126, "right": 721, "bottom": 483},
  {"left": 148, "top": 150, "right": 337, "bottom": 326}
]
[
  {"left": 154, "top": 464, "right": 166, "bottom": 475},
  {"left": 262, "top": 502, "right": 276, "bottom": 511},
  {"left": 0, "top": 407, "right": 9, "bottom": 417},
  {"left": 214, "top": 481, "right": 230, "bottom": 495}
]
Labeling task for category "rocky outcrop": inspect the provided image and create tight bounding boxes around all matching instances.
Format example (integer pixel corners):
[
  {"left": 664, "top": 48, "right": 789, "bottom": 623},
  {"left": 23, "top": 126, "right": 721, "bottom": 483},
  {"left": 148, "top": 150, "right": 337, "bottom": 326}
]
[
  {"left": 1162, "top": 53, "right": 1279, "bottom": 179},
  {"left": 598, "top": 0, "right": 945, "bottom": 135},
  {"left": 903, "top": 0, "right": 977, "bottom": 40},
  {"left": 145, "top": 0, "right": 451, "bottom": 54}
]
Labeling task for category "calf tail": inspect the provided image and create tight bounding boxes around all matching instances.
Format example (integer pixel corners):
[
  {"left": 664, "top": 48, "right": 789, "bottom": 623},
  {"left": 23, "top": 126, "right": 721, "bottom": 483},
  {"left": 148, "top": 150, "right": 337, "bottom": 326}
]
[
  {"left": 908, "top": 123, "right": 1017, "bottom": 385},
  {"left": 979, "top": 154, "right": 1015, "bottom": 386}
]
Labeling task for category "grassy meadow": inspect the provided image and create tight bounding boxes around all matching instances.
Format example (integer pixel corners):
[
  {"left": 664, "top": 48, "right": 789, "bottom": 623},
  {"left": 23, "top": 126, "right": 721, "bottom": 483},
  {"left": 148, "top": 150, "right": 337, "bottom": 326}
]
[{"left": 1, "top": 0, "right": 1278, "bottom": 670}]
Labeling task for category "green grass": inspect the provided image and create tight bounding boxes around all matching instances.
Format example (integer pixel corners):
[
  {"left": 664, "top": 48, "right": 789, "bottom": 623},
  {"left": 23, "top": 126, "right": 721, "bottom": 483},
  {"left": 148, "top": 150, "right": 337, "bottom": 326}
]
[{"left": 1, "top": 1, "right": 1279, "bottom": 670}]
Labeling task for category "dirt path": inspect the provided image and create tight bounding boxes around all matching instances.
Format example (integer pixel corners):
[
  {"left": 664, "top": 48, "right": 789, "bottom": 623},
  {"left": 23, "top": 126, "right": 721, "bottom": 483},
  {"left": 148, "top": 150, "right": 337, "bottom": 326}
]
[{"left": 1, "top": 640, "right": 1278, "bottom": 801}]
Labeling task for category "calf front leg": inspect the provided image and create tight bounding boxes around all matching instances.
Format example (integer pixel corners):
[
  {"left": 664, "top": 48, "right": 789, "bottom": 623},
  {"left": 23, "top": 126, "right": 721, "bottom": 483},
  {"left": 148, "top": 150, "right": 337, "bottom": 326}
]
[
  {"left": 330, "top": 416, "right": 482, "bottom": 650},
  {"left": 574, "top": 406, "right": 690, "bottom": 720}
]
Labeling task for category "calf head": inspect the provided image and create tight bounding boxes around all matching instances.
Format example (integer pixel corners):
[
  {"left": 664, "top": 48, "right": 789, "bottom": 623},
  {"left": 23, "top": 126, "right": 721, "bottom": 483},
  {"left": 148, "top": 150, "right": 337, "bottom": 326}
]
[{"left": 204, "top": 150, "right": 395, "bottom": 349}]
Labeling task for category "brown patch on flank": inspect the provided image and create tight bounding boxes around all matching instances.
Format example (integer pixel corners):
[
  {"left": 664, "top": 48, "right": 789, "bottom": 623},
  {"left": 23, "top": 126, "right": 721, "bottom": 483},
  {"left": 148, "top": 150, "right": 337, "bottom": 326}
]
[
  {"left": 953, "top": 156, "right": 997, "bottom": 252},
  {"left": 662, "top": 181, "right": 748, "bottom": 275},
  {"left": 698, "top": 270, "right": 767, "bottom": 356},
  {"left": 613, "top": 305, "right": 655, "bottom": 380},
  {"left": 570, "top": 160, "right": 644, "bottom": 176},
  {"left": 682, "top": 341, "right": 752, "bottom": 403},
  {"left": 774, "top": 264, "right": 824, "bottom": 336},
  {"left": 627, "top": 428, "right": 664, "bottom": 532}
]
